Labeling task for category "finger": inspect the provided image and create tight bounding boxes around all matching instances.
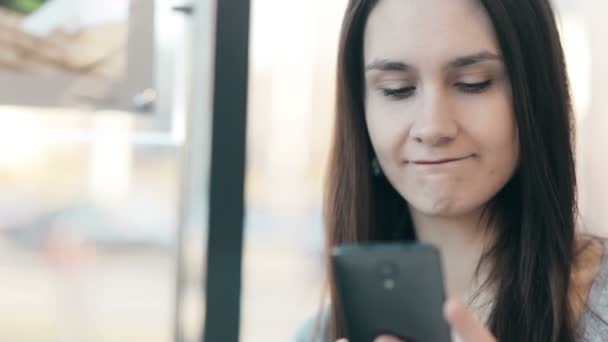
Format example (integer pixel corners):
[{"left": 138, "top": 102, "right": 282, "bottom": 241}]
[
  {"left": 336, "top": 339, "right": 348, "bottom": 342},
  {"left": 374, "top": 335, "right": 404, "bottom": 342},
  {"left": 444, "top": 297, "right": 496, "bottom": 342}
]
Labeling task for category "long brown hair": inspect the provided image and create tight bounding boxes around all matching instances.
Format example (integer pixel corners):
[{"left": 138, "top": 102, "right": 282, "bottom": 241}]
[{"left": 324, "top": 0, "right": 579, "bottom": 341}]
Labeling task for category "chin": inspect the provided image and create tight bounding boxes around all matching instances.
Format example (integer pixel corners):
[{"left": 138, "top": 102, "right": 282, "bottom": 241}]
[{"left": 412, "top": 197, "right": 483, "bottom": 219}]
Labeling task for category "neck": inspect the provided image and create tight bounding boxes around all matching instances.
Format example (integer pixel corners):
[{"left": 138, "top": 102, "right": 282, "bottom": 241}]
[{"left": 410, "top": 207, "right": 495, "bottom": 301}]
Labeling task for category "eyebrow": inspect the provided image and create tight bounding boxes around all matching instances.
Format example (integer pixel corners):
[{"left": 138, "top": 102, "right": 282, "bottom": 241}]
[{"left": 365, "top": 51, "right": 502, "bottom": 72}]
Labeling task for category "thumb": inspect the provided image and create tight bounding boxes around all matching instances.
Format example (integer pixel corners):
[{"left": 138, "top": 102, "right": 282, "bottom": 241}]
[
  {"left": 374, "top": 336, "right": 404, "bottom": 342},
  {"left": 444, "top": 297, "right": 496, "bottom": 342}
]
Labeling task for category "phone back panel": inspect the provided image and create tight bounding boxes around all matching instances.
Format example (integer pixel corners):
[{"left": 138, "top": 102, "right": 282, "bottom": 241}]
[{"left": 332, "top": 242, "right": 452, "bottom": 342}]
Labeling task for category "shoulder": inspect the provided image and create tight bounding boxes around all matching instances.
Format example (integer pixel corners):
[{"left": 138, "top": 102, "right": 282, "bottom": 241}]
[
  {"left": 571, "top": 235, "right": 605, "bottom": 293},
  {"left": 575, "top": 235, "right": 608, "bottom": 340},
  {"left": 583, "top": 237, "right": 608, "bottom": 305},
  {"left": 572, "top": 235, "right": 607, "bottom": 305}
]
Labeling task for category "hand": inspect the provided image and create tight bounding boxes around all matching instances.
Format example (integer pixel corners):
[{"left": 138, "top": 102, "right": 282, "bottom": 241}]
[
  {"left": 335, "top": 297, "right": 497, "bottom": 342},
  {"left": 335, "top": 336, "right": 403, "bottom": 342},
  {"left": 443, "top": 297, "right": 496, "bottom": 342}
]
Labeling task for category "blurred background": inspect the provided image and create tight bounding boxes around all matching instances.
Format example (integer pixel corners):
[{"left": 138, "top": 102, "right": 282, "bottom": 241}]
[{"left": 0, "top": 0, "right": 606, "bottom": 341}]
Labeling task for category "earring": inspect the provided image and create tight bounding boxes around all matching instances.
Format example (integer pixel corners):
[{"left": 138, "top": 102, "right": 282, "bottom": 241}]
[{"left": 371, "top": 157, "right": 382, "bottom": 177}]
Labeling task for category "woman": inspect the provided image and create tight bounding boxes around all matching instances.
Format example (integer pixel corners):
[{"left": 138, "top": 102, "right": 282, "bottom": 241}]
[{"left": 296, "top": 0, "right": 608, "bottom": 341}]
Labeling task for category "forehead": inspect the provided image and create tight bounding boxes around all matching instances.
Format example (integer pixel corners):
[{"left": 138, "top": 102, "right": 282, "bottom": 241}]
[{"left": 363, "top": 0, "right": 499, "bottom": 66}]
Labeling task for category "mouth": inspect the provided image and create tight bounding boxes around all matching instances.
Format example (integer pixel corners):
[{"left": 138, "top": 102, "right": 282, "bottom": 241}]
[{"left": 411, "top": 155, "right": 474, "bottom": 165}]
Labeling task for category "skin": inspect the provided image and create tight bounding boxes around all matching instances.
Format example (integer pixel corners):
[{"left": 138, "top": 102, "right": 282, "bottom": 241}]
[
  {"left": 363, "top": 0, "right": 518, "bottom": 224},
  {"left": 335, "top": 0, "right": 604, "bottom": 340},
  {"left": 362, "top": 0, "right": 519, "bottom": 305},
  {"left": 364, "top": 0, "right": 517, "bottom": 322}
]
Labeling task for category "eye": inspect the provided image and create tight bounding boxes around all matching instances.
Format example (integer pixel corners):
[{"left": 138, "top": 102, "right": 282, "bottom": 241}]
[
  {"left": 455, "top": 80, "right": 493, "bottom": 93},
  {"left": 381, "top": 86, "right": 416, "bottom": 100}
]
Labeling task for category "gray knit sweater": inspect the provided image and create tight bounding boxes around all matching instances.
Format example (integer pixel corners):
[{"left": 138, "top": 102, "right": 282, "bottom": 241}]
[{"left": 295, "top": 242, "right": 608, "bottom": 341}]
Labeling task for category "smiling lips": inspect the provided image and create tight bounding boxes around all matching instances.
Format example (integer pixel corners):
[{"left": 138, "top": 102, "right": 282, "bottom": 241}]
[{"left": 411, "top": 155, "right": 473, "bottom": 165}]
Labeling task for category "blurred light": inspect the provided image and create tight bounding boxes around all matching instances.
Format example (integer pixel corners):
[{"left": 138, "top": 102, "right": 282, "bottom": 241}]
[
  {"left": 266, "top": 2, "right": 314, "bottom": 167},
  {"left": 88, "top": 113, "right": 133, "bottom": 205},
  {"left": 22, "top": 0, "right": 130, "bottom": 36},
  {"left": 560, "top": 15, "right": 592, "bottom": 123},
  {"left": 0, "top": 107, "right": 43, "bottom": 166}
]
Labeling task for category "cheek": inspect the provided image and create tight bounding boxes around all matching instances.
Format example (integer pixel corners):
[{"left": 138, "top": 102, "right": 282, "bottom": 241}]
[
  {"left": 473, "top": 118, "right": 519, "bottom": 189},
  {"left": 464, "top": 87, "right": 518, "bottom": 159},
  {"left": 473, "top": 111, "right": 520, "bottom": 199},
  {"left": 365, "top": 105, "right": 402, "bottom": 157},
  {"left": 484, "top": 117, "right": 518, "bottom": 166},
  {"left": 365, "top": 101, "right": 414, "bottom": 157}
]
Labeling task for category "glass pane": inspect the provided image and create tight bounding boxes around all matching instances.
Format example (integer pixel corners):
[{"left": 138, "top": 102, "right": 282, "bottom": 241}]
[
  {"left": 0, "top": 0, "right": 128, "bottom": 80},
  {"left": 240, "top": 1, "right": 608, "bottom": 341},
  {"left": 172, "top": 0, "right": 215, "bottom": 341},
  {"left": 555, "top": 0, "right": 608, "bottom": 236},
  {"left": 0, "top": 1, "right": 189, "bottom": 341},
  {"left": 240, "top": 1, "right": 347, "bottom": 341},
  {"left": 0, "top": 111, "right": 178, "bottom": 342},
  {"left": 0, "top": 0, "right": 167, "bottom": 124}
]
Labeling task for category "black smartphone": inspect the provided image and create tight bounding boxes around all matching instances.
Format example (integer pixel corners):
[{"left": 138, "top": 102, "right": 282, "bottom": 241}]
[{"left": 331, "top": 242, "right": 452, "bottom": 342}]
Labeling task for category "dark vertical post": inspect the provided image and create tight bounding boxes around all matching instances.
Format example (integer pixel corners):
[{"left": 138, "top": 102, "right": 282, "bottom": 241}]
[{"left": 203, "top": 0, "right": 250, "bottom": 340}]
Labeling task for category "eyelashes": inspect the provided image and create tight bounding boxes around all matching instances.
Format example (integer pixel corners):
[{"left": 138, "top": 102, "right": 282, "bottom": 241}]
[
  {"left": 455, "top": 79, "right": 493, "bottom": 93},
  {"left": 380, "top": 80, "right": 494, "bottom": 100},
  {"left": 382, "top": 86, "right": 416, "bottom": 99}
]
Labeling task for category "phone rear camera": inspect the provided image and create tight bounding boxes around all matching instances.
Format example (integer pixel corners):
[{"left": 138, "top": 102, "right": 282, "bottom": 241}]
[
  {"left": 377, "top": 261, "right": 398, "bottom": 278},
  {"left": 383, "top": 279, "right": 395, "bottom": 290}
]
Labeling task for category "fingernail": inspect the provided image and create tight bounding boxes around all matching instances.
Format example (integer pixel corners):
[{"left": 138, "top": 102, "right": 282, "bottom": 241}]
[
  {"left": 444, "top": 297, "right": 465, "bottom": 321},
  {"left": 374, "top": 336, "right": 403, "bottom": 342}
]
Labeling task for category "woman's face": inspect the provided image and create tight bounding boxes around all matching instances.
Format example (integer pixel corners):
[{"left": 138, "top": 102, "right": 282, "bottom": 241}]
[{"left": 363, "top": 0, "right": 519, "bottom": 219}]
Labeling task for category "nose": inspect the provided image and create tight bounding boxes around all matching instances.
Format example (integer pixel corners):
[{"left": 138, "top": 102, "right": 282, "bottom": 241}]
[{"left": 409, "top": 87, "right": 459, "bottom": 146}]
